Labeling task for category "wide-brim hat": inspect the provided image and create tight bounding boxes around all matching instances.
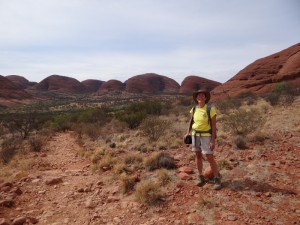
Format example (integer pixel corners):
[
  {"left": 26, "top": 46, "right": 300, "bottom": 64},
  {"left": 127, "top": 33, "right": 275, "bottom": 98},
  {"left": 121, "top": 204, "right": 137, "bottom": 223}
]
[{"left": 193, "top": 89, "right": 211, "bottom": 104}]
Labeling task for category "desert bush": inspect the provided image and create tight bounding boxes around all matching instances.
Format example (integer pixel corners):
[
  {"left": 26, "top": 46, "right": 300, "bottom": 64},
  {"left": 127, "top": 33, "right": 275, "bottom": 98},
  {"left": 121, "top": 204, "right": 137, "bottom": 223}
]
[
  {"left": 177, "top": 96, "right": 193, "bottom": 106},
  {"left": 222, "top": 108, "right": 265, "bottom": 135},
  {"left": 135, "top": 180, "right": 164, "bottom": 205},
  {"left": 116, "top": 111, "right": 147, "bottom": 129},
  {"left": 1, "top": 111, "right": 44, "bottom": 139},
  {"left": 263, "top": 82, "right": 299, "bottom": 106},
  {"left": 113, "top": 162, "right": 129, "bottom": 175},
  {"left": 0, "top": 137, "right": 22, "bottom": 164},
  {"left": 98, "top": 153, "right": 116, "bottom": 171},
  {"left": 91, "top": 148, "right": 106, "bottom": 163},
  {"left": 46, "top": 113, "right": 75, "bottom": 132},
  {"left": 115, "top": 99, "right": 166, "bottom": 129},
  {"left": 120, "top": 173, "right": 136, "bottom": 194},
  {"left": 273, "top": 81, "right": 289, "bottom": 94},
  {"left": 77, "top": 107, "right": 111, "bottom": 124},
  {"left": 234, "top": 136, "right": 247, "bottom": 149},
  {"left": 131, "top": 99, "right": 164, "bottom": 115},
  {"left": 263, "top": 92, "right": 280, "bottom": 106},
  {"left": 139, "top": 116, "right": 170, "bottom": 142},
  {"left": 237, "top": 91, "right": 258, "bottom": 105},
  {"left": 281, "top": 93, "right": 296, "bottom": 106},
  {"left": 124, "top": 153, "right": 143, "bottom": 165},
  {"left": 249, "top": 132, "right": 268, "bottom": 143},
  {"left": 144, "top": 152, "right": 177, "bottom": 171},
  {"left": 28, "top": 135, "right": 44, "bottom": 152},
  {"left": 73, "top": 123, "right": 102, "bottom": 141},
  {"left": 215, "top": 96, "right": 242, "bottom": 114}
]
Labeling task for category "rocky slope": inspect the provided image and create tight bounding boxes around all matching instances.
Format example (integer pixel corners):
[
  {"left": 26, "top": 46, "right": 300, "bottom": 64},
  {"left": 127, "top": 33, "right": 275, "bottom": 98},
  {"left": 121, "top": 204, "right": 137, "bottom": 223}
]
[
  {"left": 81, "top": 79, "right": 104, "bottom": 93},
  {"left": 212, "top": 43, "right": 300, "bottom": 99},
  {"left": 5, "top": 75, "right": 34, "bottom": 89},
  {"left": 125, "top": 73, "right": 180, "bottom": 93},
  {"left": 98, "top": 80, "right": 125, "bottom": 93},
  {"left": 30, "top": 75, "right": 88, "bottom": 94},
  {"left": 0, "top": 75, "right": 31, "bottom": 100},
  {"left": 180, "top": 76, "right": 221, "bottom": 93}
]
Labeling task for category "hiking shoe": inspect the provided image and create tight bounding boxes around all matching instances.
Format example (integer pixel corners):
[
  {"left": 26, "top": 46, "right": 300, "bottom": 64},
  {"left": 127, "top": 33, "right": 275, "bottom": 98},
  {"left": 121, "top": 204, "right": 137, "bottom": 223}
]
[
  {"left": 213, "top": 177, "right": 222, "bottom": 190},
  {"left": 197, "top": 175, "right": 206, "bottom": 187}
]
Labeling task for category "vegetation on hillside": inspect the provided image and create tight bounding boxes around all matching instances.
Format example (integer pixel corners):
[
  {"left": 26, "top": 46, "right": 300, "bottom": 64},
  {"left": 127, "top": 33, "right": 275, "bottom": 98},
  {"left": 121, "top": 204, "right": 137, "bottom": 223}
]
[{"left": 0, "top": 83, "right": 299, "bottom": 204}]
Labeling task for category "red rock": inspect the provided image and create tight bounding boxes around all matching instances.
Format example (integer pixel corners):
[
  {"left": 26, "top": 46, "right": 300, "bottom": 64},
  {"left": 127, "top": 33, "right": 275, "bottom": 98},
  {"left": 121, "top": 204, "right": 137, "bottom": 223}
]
[
  {"left": 81, "top": 79, "right": 104, "bottom": 92},
  {"left": 178, "top": 166, "right": 194, "bottom": 174},
  {"left": 98, "top": 79, "right": 125, "bottom": 93},
  {"left": 178, "top": 172, "right": 192, "bottom": 180},
  {"left": 12, "top": 216, "right": 26, "bottom": 225},
  {"left": 212, "top": 43, "right": 300, "bottom": 100},
  {"left": 5, "top": 75, "right": 32, "bottom": 89},
  {"left": 125, "top": 73, "right": 179, "bottom": 93},
  {"left": 31, "top": 74, "right": 87, "bottom": 94},
  {"left": 180, "top": 75, "right": 221, "bottom": 94},
  {"left": 45, "top": 177, "right": 63, "bottom": 185},
  {"left": 0, "top": 75, "right": 31, "bottom": 99}
]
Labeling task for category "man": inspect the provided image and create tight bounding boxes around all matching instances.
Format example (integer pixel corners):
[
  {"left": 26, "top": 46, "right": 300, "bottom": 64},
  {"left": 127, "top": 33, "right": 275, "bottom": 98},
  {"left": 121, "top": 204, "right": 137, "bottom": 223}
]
[{"left": 184, "top": 89, "right": 221, "bottom": 190}]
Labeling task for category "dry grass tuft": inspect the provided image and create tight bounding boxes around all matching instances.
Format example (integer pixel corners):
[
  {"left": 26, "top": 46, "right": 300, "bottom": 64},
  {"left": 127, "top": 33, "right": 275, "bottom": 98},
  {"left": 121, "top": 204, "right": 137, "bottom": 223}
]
[
  {"left": 217, "top": 158, "right": 232, "bottom": 171},
  {"left": 196, "top": 196, "right": 214, "bottom": 209},
  {"left": 135, "top": 180, "right": 165, "bottom": 205},
  {"left": 156, "top": 169, "right": 172, "bottom": 186},
  {"left": 120, "top": 173, "right": 136, "bottom": 194}
]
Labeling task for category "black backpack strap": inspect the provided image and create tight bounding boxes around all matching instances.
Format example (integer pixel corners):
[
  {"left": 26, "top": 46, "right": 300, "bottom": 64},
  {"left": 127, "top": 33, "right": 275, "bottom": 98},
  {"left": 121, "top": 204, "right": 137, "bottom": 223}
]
[{"left": 206, "top": 104, "right": 212, "bottom": 126}]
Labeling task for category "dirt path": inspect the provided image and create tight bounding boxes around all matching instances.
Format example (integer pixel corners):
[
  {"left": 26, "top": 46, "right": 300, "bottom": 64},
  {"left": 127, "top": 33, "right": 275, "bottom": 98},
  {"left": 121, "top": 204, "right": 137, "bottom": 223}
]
[{"left": 1, "top": 132, "right": 195, "bottom": 225}]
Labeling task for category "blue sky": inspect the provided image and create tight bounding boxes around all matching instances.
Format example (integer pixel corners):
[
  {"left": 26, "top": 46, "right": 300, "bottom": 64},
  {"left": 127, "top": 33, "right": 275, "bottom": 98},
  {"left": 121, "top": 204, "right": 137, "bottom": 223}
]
[{"left": 0, "top": 0, "right": 299, "bottom": 84}]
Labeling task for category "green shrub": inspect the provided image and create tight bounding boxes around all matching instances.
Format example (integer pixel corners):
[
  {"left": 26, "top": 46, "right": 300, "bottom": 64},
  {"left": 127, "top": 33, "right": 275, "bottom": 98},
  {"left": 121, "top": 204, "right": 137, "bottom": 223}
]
[
  {"left": 77, "top": 107, "right": 110, "bottom": 124},
  {"left": 46, "top": 113, "right": 75, "bottom": 132},
  {"left": 263, "top": 92, "right": 280, "bottom": 106},
  {"left": 74, "top": 123, "right": 102, "bottom": 141},
  {"left": 115, "top": 99, "right": 166, "bottom": 129},
  {"left": 144, "top": 152, "right": 177, "bottom": 171},
  {"left": 0, "top": 111, "right": 44, "bottom": 139},
  {"left": 215, "top": 96, "right": 242, "bottom": 114},
  {"left": 223, "top": 108, "right": 265, "bottom": 135},
  {"left": 116, "top": 111, "right": 147, "bottom": 129},
  {"left": 128, "top": 99, "right": 164, "bottom": 115},
  {"left": 273, "top": 82, "right": 289, "bottom": 94},
  {"left": 140, "top": 116, "right": 170, "bottom": 142}
]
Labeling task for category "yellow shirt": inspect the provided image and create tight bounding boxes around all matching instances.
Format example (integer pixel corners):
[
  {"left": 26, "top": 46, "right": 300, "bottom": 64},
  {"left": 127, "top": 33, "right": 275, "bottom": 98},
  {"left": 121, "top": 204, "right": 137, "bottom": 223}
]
[{"left": 190, "top": 104, "right": 216, "bottom": 136}]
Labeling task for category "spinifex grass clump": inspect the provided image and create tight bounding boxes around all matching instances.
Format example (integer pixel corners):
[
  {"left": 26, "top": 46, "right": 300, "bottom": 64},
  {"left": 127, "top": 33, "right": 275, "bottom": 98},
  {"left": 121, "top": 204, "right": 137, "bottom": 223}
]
[
  {"left": 135, "top": 180, "right": 165, "bottom": 205},
  {"left": 144, "top": 152, "right": 177, "bottom": 171}
]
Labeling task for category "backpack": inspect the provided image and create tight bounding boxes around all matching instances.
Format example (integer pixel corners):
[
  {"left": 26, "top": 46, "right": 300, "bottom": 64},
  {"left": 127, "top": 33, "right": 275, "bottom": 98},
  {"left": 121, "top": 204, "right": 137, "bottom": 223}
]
[{"left": 191, "top": 104, "right": 214, "bottom": 135}]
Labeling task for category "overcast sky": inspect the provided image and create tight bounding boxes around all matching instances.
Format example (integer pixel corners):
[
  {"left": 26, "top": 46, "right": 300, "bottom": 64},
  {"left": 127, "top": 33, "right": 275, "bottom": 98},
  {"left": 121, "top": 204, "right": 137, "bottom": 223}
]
[{"left": 0, "top": 0, "right": 299, "bottom": 84}]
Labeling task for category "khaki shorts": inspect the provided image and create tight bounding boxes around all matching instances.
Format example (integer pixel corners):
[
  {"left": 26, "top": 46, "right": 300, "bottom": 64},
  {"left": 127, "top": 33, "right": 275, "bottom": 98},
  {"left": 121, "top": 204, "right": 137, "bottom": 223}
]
[{"left": 192, "top": 135, "right": 213, "bottom": 154}]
